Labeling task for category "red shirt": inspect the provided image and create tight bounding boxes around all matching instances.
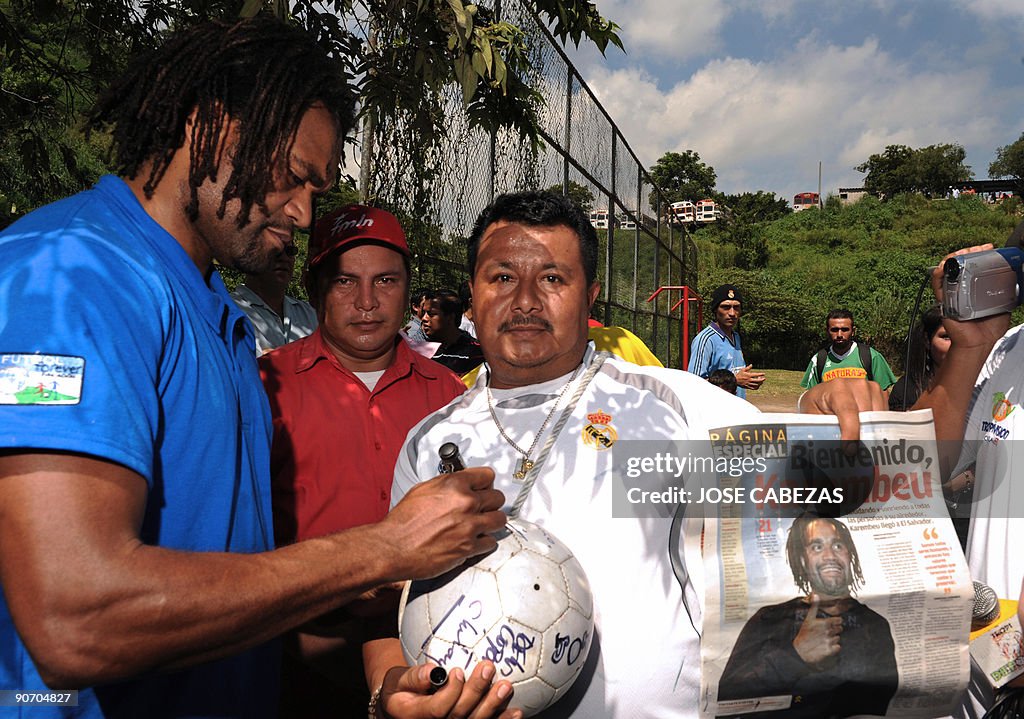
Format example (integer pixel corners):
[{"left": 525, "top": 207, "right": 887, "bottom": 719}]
[{"left": 259, "top": 329, "right": 466, "bottom": 545}]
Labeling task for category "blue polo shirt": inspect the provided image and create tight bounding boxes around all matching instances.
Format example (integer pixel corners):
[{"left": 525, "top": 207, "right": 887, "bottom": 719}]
[
  {"left": 0, "top": 176, "right": 277, "bottom": 717},
  {"left": 687, "top": 322, "right": 748, "bottom": 399}
]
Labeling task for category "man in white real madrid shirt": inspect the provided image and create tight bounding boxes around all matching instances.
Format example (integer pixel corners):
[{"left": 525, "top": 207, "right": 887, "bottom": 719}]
[{"left": 363, "top": 191, "right": 759, "bottom": 719}]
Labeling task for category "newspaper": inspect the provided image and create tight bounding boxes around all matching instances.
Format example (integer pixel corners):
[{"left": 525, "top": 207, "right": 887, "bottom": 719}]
[
  {"left": 699, "top": 410, "right": 971, "bottom": 719},
  {"left": 969, "top": 599, "right": 1024, "bottom": 690}
]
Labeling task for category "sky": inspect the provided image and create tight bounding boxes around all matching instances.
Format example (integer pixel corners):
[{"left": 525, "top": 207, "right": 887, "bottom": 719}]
[{"left": 562, "top": 0, "right": 1024, "bottom": 205}]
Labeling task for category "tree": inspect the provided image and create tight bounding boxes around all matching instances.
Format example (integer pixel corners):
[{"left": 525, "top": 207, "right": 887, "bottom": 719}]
[
  {"left": 912, "top": 143, "right": 972, "bottom": 197},
  {"left": 648, "top": 150, "right": 717, "bottom": 209},
  {"left": 722, "top": 191, "right": 790, "bottom": 222},
  {"left": 725, "top": 219, "right": 769, "bottom": 270},
  {"left": 989, "top": 132, "right": 1024, "bottom": 194},
  {"left": 0, "top": 0, "right": 623, "bottom": 224},
  {"left": 342, "top": 0, "right": 622, "bottom": 150},
  {"left": 0, "top": 0, "right": 145, "bottom": 226},
  {"left": 544, "top": 181, "right": 595, "bottom": 214},
  {"left": 855, "top": 143, "right": 972, "bottom": 199},
  {"left": 855, "top": 145, "right": 914, "bottom": 199}
]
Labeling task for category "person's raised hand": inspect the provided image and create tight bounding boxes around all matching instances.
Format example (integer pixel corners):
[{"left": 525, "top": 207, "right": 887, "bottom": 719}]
[
  {"left": 380, "top": 467, "right": 506, "bottom": 581},
  {"left": 735, "top": 365, "right": 766, "bottom": 390},
  {"left": 793, "top": 597, "right": 843, "bottom": 666},
  {"left": 799, "top": 378, "right": 887, "bottom": 444},
  {"left": 932, "top": 244, "right": 1011, "bottom": 352}
]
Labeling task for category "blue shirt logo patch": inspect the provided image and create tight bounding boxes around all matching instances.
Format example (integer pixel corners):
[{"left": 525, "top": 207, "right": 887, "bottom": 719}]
[{"left": 0, "top": 354, "right": 84, "bottom": 405}]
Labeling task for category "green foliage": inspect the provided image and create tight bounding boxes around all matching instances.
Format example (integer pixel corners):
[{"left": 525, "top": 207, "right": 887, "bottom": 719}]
[
  {"left": 695, "top": 267, "right": 820, "bottom": 370},
  {"left": 708, "top": 191, "right": 789, "bottom": 272},
  {"left": 692, "top": 194, "right": 1021, "bottom": 370},
  {"left": 722, "top": 190, "right": 790, "bottom": 222},
  {"left": 855, "top": 143, "right": 973, "bottom": 199},
  {"left": 302, "top": 0, "right": 622, "bottom": 153},
  {"left": 1, "top": 0, "right": 622, "bottom": 224},
  {"left": 534, "top": 0, "right": 623, "bottom": 53},
  {"left": 989, "top": 132, "right": 1024, "bottom": 193},
  {"left": 544, "top": 180, "right": 595, "bottom": 214},
  {"left": 710, "top": 218, "right": 767, "bottom": 270},
  {"left": 823, "top": 194, "right": 843, "bottom": 212},
  {"left": 0, "top": 0, "right": 132, "bottom": 226},
  {"left": 648, "top": 150, "right": 717, "bottom": 209}
]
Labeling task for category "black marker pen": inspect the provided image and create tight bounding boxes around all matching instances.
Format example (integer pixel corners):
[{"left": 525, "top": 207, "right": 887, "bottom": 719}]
[
  {"left": 428, "top": 666, "right": 448, "bottom": 691},
  {"left": 438, "top": 442, "right": 466, "bottom": 473}
]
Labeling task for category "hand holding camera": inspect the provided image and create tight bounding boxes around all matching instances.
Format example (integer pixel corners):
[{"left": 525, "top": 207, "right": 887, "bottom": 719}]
[{"left": 941, "top": 246, "right": 1024, "bottom": 320}]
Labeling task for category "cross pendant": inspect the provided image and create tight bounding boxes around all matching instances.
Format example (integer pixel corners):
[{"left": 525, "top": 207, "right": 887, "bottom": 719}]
[{"left": 514, "top": 458, "right": 534, "bottom": 480}]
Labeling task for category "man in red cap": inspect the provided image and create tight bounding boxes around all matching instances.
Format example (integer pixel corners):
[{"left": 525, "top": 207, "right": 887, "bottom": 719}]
[{"left": 258, "top": 204, "right": 468, "bottom": 716}]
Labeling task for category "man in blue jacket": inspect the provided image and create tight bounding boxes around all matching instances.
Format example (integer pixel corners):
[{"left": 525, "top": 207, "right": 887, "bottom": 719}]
[{"left": 688, "top": 284, "right": 765, "bottom": 399}]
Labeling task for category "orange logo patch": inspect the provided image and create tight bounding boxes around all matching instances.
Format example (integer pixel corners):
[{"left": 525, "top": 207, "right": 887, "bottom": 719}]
[{"left": 582, "top": 409, "right": 617, "bottom": 450}]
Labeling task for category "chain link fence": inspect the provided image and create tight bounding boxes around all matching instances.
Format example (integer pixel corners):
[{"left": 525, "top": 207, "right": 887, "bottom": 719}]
[{"left": 364, "top": 0, "right": 696, "bottom": 368}]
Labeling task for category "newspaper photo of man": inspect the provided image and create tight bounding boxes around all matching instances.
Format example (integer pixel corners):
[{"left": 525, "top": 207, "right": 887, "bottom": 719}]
[{"left": 717, "top": 514, "right": 899, "bottom": 718}]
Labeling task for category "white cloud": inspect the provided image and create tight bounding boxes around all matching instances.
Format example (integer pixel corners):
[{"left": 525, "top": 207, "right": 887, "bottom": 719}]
[
  {"left": 595, "top": 0, "right": 731, "bottom": 61},
  {"left": 961, "top": 0, "right": 1024, "bottom": 20},
  {"left": 581, "top": 35, "right": 1011, "bottom": 201}
]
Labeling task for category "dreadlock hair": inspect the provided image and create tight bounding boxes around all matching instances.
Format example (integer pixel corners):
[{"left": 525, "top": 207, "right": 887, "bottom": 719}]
[
  {"left": 786, "top": 514, "right": 865, "bottom": 596},
  {"left": 90, "top": 16, "right": 355, "bottom": 228}
]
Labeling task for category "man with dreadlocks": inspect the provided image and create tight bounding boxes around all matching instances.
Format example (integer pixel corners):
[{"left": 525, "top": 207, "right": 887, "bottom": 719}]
[
  {"left": 717, "top": 516, "right": 898, "bottom": 718},
  {"left": 0, "top": 17, "right": 513, "bottom": 719}
]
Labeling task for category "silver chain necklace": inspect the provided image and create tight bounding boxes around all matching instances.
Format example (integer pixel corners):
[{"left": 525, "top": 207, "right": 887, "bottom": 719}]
[{"left": 486, "top": 364, "right": 582, "bottom": 480}]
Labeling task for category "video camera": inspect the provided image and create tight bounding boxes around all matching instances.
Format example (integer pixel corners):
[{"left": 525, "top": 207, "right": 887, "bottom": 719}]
[{"left": 943, "top": 246, "right": 1024, "bottom": 321}]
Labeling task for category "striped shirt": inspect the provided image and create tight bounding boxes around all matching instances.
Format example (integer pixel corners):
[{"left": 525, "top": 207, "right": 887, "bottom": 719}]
[{"left": 687, "top": 322, "right": 748, "bottom": 398}]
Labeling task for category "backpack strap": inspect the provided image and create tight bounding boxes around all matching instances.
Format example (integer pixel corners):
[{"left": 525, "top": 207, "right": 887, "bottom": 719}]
[
  {"left": 857, "top": 342, "right": 874, "bottom": 382},
  {"left": 814, "top": 348, "right": 828, "bottom": 383}
]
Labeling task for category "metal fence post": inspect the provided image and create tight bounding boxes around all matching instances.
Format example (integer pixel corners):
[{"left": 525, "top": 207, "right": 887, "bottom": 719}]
[
  {"left": 563, "top": 67, "right": 572, "bottom": 194},
  {"left": 632, "top": 164, "right": 641, "bottom": 332},
  {"left": 604, "top": 131, "right": 616, "bottom": 326},
  {"left": 363, "top": 0, "right": 692, "bottom": 366}
]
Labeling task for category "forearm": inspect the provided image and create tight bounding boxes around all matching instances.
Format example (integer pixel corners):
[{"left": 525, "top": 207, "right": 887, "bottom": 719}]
[
  {"left": 912, "top": 344, "right": 991, "bottom": 479},
  {"left": 916, "top": 249, "right": 1009, "bottom": 448},
  {"left": 1, "top": 452, "right": 504, "bottom": 689},
  {"left": 12, "top": 522, "right": 396, "bottom": 686},
  {"left": 913, "top": 345, "right": 990, "bottom": 441}
]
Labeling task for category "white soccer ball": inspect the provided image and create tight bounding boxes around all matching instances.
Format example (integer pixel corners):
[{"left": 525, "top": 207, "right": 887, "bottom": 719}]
[{"left": 398, "top": 518, "right": 594, "bottom": 717}]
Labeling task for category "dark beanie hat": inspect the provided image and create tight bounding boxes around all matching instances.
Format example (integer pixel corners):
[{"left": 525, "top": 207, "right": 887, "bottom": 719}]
[{"left": 711, "top": 284, "right": 743, "bottom": 312}]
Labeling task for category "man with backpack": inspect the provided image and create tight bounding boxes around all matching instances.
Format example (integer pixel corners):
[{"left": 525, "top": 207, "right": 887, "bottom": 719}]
[{"left": 800, "top": 309, "right": 896, "bottom": 392}]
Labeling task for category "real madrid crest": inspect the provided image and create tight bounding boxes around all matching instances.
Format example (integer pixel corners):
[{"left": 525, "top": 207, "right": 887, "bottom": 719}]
[
  {"left": 582, "top": 409, "right": 617, "bottom": 450},
  {"left": 727, "top": 289, "right": 735, "bottom": 299}
]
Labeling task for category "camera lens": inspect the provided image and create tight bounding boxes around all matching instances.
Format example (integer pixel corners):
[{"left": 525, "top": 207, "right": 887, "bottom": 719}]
[{"left": 943, "top": 258, "right": 962, "bottom": 282}]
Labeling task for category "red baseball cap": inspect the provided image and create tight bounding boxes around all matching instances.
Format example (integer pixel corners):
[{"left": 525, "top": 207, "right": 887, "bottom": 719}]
[{"left": 308, "top": 204, "right": 411, "bottom": 268}]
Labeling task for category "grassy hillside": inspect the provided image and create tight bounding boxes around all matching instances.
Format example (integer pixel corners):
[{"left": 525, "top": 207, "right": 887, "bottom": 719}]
[{"left": 692, "top": 194, "right": 1022, "bottom": 371}]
